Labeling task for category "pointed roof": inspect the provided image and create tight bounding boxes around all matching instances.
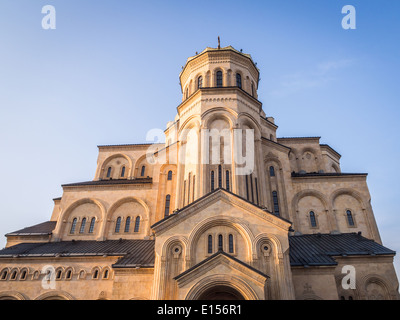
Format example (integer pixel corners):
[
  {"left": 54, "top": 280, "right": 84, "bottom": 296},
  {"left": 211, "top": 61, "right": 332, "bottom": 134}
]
[
  {"left": 174, "top": 249, "right": 269, "bottom": 281},
  {"left": 151, "top": 188, "right": 292, "bottom": 233}
]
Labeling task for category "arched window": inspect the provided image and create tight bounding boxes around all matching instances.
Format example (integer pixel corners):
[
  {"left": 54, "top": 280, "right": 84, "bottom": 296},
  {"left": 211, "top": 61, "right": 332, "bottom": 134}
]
[
  {"left": 140, "top": 166, "right": 146, "bottom": 177},
  {"left": 211, "top": 171, "right": 215, "bottom": 191},
  {"left": 106, "top": 167, "right": 112, "bottom": 178},
  {"left": 346, "top": 210, "right": 355, "bottom": 226},
  {"left": 103, "top": 269, "right": 109, "bottom": 279},
  {"left": 66, "top": 270, "right": 72, "bottom": 280},
  {"left": 226, "top": 170, "right": 230, "bottom": 191},
  {"left": 236, "top": 73, "right": 242, "bottom": 88},
  {"left": 218, "top": 165, "right": 222, "bottom": 188},
  {"left": 272, "top": 191, "right": 280, "bottom": 215},
  {"left": 79, "top": 218, "right": 86, "bottom": 234},
  {"left": 93, "top": 269, "right": 99, "bottom": 279},
  {"left": 1, "top": 270, "right": 8, "bottom": 280},
  {"left": 216, "top": 71, "right": 223, "bottom": 87},
  {"left": 164, "top": 195, "right": 171, "bottom": 217},
  {"left": 56, "top": 270, "right": 62, "bottom": 280},
  {"left": 208, "top": 235, "right": 213, "bottom": 254},
  {"left": 218, "top": 234, "right": 223, "bottom": 250},
  {"left": 228, "top": 234, "right": 234, "bottom": 253},
  {"left": 10, "top": 270, "right": 17, "bottom": 280},
  {"left": 115, "top": 217, "right": 122, "bottom": 233},
  {"left": 70, "top": 218, "right": 77, "bottom": 234},
  {"left": 121, "top": 166, "right": 126, "bottom": 178},
  {"left": 186, "top": 87, "right": 189, "bottom": 99},
  {"left": 124, "top": 216, "right": 131, "bottom": 233},
  {"left": 89, "top": 217, "right": 96, "bottom": 233},
  {"left": 309, "top": 211, "right": 317, "bottom": 228},
  {"left": 251, "top": 82, "right": 255, "bottom": 97},
  {"left": 134, "top": 216, "right": 140, "bottom": 232},
  {"left": 20, "top": 270, "right": 27, "bottom": 280},
  {"left": 269, "top": 166, "right": 275, "bottom": 177},
  {"left": 198, "top": 76, "right": 203, "bottom": 89},
  {"left": 167, "top": 170, "right": 173, "bottom": 180}
]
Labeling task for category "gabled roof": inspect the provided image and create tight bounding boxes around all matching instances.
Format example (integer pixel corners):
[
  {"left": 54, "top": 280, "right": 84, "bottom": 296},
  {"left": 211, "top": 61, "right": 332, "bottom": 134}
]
[
  {"left": 174, "top": 249, "right": 269, "bottom": 281},
  {"left": 151, "top": 188, "right": 292, "bottom": 232},
  {"left": 0, "top": 239, "right": 155, "bottom": 268},
  {"left": 5, "top": 221, "right": 57, "bottom": 236},
  {"left": 289, "top": 233, "right": 396, "bottom": 267}
]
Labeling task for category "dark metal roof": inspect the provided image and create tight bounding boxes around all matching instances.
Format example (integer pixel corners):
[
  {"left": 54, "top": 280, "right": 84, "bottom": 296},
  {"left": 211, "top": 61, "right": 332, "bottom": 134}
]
[
  {"left": 291, "top": 172, "right": 367, "bottom": 178},
  {"left": 289, "top": 233, "right": 396, "bottom": 267},
  {"left": 0, "top": 240, "right": 155, "bottom": 268},
  {"left": 62, "top": 178, "right": 152, "bottom": 187},
  {"left": 6, "top": 221, "right": 57, "bottom": 236}
]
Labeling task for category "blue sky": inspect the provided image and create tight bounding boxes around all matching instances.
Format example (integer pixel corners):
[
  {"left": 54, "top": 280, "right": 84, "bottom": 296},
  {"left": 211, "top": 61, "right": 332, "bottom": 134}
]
[{"left": 0, "top": 0, "right": 399, "bottom": 281}]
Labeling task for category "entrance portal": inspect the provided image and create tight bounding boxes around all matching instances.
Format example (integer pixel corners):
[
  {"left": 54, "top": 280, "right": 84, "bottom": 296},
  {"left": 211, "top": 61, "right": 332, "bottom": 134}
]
[{"left": 197, "top": 285, "right": 245, "bottom": 300}]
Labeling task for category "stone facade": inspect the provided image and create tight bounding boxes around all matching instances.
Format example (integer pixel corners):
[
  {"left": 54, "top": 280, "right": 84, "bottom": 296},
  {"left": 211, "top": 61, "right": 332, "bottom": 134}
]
[{"left": 0, "top": 45, "right": 398, "bottom": 300}]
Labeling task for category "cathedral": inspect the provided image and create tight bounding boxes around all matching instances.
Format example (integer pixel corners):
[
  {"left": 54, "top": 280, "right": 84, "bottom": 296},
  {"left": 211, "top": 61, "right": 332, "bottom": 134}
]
[{"left": 0, "top": 45, "right": 398, "bottom": 300}]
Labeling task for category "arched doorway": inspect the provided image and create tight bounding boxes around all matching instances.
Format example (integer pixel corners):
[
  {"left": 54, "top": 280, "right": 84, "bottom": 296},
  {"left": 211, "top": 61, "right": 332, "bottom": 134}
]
[{"left": 197, "top": 285, "right": 245, "bottom": 300}]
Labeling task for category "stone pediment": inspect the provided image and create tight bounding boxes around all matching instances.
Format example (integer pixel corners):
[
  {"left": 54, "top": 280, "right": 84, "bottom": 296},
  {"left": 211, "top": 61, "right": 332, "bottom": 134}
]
[
  {"left": 151, "top": 188, "right": 292, "bottom": 235},
  {"left": 173, "top": 249, "right": 268, "bottom": 300}
]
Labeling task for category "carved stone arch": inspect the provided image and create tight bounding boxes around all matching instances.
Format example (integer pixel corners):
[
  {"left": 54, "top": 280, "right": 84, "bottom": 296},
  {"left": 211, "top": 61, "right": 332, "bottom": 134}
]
[
  {"left": 187, "top": 216, "right": 255, "bottom": 264},
  {"left": 160, "top": 163, "right": 177, "bottom": 177},
  {"left": 100, "top": 153, "right": 133, "bottom": 178},
  {"left": 107, "top": 197, "right": 150, "bottom": 221},
  {"left": 134, "top": 153, "right": 152, "bottom": 178},
  {"left": 161, "top": 236, "right": 189, "bottom": 299},
  {"left": 237, "top": 112, "right": 262, "bottom": 140},
  {"left": 292, "top": 189, "right": 329, "bottom": 213},
  {"left": 177, "top": 115, "right": 201, "bottom": 140},
  {"left": 331, "top": 163, "right": 340, "bottom": 173},
  {"left": 185, "top": 274, "right": 260, "bottom": 300},
  {"left": 292, "top": 189, "right": 332, "bottom": 232},
  {"left": 56, "top": 198, "right": 106, "bottom": 239},
  {"left": 161, "top": 235, "right": 189, "bottom": 259},
  {"left": 105, "top": 196, "right": 150, "bottom": 237},
  {"left": 264, "top": 154, "right": 283, "bottom": 171},
  {"left": 361, "top": 274, "right": 393, "bottom": 300},
  {"left": 101, "top": 266, "right": 111, "bottom": 279},
  {"left": 18, "top": 267, "right": 30, "bottom": 280},
  {"left": 35, "top": 291, "right": 75, "bottom": 300},
  {"left": 253, "top": 233, "right": 284, "bottom": 260},
  {"left": 201, "top": 107, "right": 237, "bottom": 130},
  {"left": 91, "top": 266, "right": 101, "bottom": 279},
  {"left": 300, "top": 146, "right": 318, "bottom": 156},
  {"left": 330, "top": 188, "right": 367, "bottom": 210},
  {"left": 9, "top": 267, "right": 20, "bottom": 280},
  {"left": 0, "top": 291, "right": 28, "bottom": 300}
]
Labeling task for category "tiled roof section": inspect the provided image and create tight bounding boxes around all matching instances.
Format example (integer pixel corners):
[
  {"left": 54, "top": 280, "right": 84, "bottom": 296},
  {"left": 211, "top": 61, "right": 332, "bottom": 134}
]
[
  {"left": 62, "top": 178, "right": 152, "bottom": 187},
  {"left": 289, "top": 233, "right": 396, "bottom": 267},
  {"left": 6, "top": 221, "right": 57, "bottom": 236},
  {"left": 0, "top": 240, "right": 155, "bottom": 268},
  {"left": 291, "top": 172, "right": 367, "bottom": 178}
]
